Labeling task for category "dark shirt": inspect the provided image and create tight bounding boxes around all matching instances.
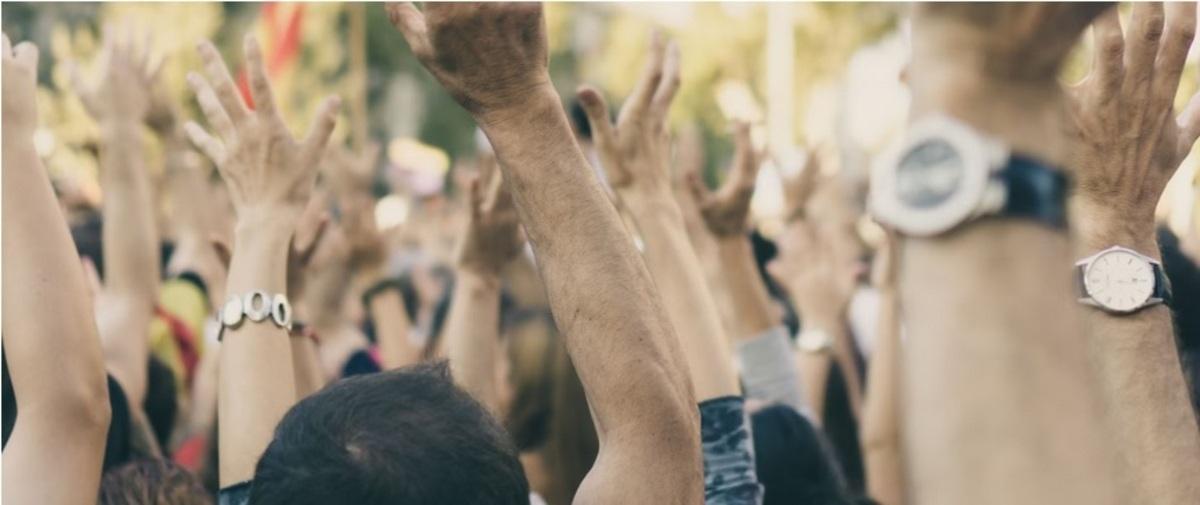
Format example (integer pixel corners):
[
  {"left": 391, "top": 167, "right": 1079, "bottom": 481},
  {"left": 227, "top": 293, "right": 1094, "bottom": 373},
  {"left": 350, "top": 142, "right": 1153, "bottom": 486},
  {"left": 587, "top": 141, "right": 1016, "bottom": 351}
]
[{"left": 700, "top": 396, "right": 764, "bottom": 505}]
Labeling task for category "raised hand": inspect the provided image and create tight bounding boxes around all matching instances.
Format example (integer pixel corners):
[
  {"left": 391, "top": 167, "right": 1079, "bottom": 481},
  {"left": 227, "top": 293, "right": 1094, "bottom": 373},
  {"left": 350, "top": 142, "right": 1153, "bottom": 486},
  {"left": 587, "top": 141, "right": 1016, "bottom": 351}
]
[
  {"left": 780, "top": 150, "right": 820, "bottom": 222},
  {"left": 386, "top": 2, "right": 550, "bottom": 123},
  {"left": 454, "top": 153, "right": 524, "bottom": 276},
  {"left": 686, "top": 122, "right": 762, "bottom": 237},
  {"left": 184, "top": 36, "right": 340, "bottom": 226},
  {"left": 2, "top": 34, "right": 39, "bottom": 136},
  {"left": 71, "top": 24, "right": 162, "bottom": 125},
  {"left": 323, "top": 142, "right": 381, "bottom": 199},
  {"left": 768, "top": 219, "right": 857, "bottom": 327},
  {"left": 577, "top": 32, "right": 681, "bottom": 208},
  {"left": 1069, "top": 3, "right": 1200, "bottom": 248}
]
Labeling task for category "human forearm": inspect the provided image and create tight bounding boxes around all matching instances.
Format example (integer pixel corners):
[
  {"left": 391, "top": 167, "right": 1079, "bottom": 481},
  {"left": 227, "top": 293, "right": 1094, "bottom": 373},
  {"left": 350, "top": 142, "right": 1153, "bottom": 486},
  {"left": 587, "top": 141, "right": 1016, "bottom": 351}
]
[
  {"left": 444, "top": 269, "right": 502, "bottom": 412},
  {"left": 100, "top": 120, "right": 161, "bottom": 300},
  {"left": 219, "top": 216, "right": 297, "bottom": 486},
  {"left": 2, "top": 130, "right": 111, "bottom": 504},
  {"left": 478, "top": 87, "right": 698, "bottom": 451},
  {"left": 715, "top": 236, "right": 778, "bottom": 340},
  {"left": 290, "top": 333, "right": 326, "bottom": 400},
  {"left": 369, "top": 288, "right": 419, "bottom": 370},
  {"left": 628, "top": 199, "right": 740, "bottom": 401},
  {"left": 1073, "top": 210, "right": 1200, "bottom": 502},
  {"left": 861, "top": 287, "right": 904, "bottom": 505}
]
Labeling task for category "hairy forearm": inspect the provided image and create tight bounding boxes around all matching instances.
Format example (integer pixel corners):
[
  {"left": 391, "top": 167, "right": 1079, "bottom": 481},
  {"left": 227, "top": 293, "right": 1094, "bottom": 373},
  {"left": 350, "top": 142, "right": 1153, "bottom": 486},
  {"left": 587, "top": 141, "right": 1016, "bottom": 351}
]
[
  {"left": 444, "top": 269, "right": 502, "bottom": 412},
  {"left": 477, "top": 87, "right": 699, "bottom": 457},
  {"left": 219, "top": 218, "right": 297, "bottom": 486},
  {"left": 1073, "top": 216, "right": 1200, "bottom": 503},
  {"left": 715, "top": 236, "right": 778, "bottom": 340},
  {"left": 861, "top": 287, "right": 904, "bottom": 505},
  {"left": 901, "top": 225, "right": 1118, "bottom": 505},
  {"left": 2, "top": 132, "right": 111, "bottom": 504},
  {"left": 370, "top": 289, "right": 419, "bottom": 370},
  {"left": 629, "top": 201, "right": 740, "bottom": 401}
]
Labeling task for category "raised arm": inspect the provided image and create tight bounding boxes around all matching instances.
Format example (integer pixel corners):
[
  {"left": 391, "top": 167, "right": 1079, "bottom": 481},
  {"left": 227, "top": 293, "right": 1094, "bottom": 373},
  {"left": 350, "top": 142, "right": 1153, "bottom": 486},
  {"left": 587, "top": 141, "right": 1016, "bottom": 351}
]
[
  {"left": 2, "top": 35, "right": 112, "bottom": 505},
  {"left": 387, "top": 4, "right": 703, "bottom": 503},
  {"left": 1066, "top": 4, "right": 1200, "bottom": 502},
  {"left": 894, "top": 4, "right": 1123, "bottom": 504},
  {"left": 444, "top": 154, "right": 525, "bottom": 412},
  {"left": 184, "top": 35, "right": 339, "bottom": 487},
  {"left": 71, "top": 26, "right": 162, "bottom": 406},
  {"left": 859, "top": 232, "right": 904, "bottom": 505}
]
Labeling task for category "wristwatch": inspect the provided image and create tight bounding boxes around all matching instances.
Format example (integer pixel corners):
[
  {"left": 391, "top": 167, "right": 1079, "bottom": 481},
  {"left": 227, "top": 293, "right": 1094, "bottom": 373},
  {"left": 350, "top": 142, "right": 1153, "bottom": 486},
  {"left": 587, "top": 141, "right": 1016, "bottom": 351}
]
[
  {"left": 1075, "top": 246, "right": 1171, "bottom": 314},
  {"left": 869, "top": 115, "right": 1069, "bottom": 236},
  {"left": 796, "top": 328, "right": 833, "bottom": 354},
  {"left": 218, "top": 291, "right": 293, "bottom": 340}
]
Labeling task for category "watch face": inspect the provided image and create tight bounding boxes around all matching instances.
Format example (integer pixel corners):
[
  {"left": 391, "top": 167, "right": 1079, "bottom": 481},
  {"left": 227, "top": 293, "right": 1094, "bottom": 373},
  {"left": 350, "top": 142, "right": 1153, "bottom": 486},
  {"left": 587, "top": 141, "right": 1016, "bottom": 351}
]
[
  {"left": 1085, "top": 249, "right": 1155, "bottom": 312},
  {"left": 895, "top": 139, "right": 965, "bottom": 209}
]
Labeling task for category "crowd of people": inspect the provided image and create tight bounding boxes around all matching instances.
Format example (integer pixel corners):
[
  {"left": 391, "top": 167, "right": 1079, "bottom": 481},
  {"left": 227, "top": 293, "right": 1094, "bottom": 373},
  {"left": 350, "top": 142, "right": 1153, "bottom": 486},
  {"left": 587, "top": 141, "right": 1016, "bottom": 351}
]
[{"left": 3, "top": 2, "right": 1200, "bottom": 505}]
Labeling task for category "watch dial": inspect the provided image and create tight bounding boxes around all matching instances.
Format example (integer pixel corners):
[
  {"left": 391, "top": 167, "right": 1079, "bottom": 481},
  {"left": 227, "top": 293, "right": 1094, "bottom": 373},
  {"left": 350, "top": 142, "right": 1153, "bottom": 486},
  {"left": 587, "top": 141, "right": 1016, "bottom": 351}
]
[
  {"left": 895, "top": 139, "right": 965, "bottom": 209},
  {"left": 1085, "top": 249, "right": 1155, "bottom": 312}
]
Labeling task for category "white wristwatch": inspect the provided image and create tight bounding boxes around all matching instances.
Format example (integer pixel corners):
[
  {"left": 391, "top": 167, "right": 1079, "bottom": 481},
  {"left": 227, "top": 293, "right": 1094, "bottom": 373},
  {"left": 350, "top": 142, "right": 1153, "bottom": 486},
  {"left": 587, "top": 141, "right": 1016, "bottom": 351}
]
[
  {"left": 1075, "top": 246, "right": 1171, "bottom": 314},
  {"left": 796, "top": 328, "right": 834, "bottom": 354},
  {"left": 869, "top": 115, "right": 1068, "bottom": 236},
  {"left": 218, "top": 291, "right": 293, "bottom": 340}
]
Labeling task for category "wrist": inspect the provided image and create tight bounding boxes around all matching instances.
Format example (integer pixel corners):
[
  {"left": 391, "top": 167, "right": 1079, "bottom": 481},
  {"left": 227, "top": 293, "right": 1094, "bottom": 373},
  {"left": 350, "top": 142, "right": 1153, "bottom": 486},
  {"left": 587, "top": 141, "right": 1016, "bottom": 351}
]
[
  {"left": 455, "top": 267, "right": 502, "bottom": 294},
  {"left": 473, "top": 82, "right": 560, "bottom": 130},
  {"left": 1071, "top": 198, "right": 1159, "bottom": 259},
  {"left": 235, "top": 208, "right": 301, "bottom": 240}
]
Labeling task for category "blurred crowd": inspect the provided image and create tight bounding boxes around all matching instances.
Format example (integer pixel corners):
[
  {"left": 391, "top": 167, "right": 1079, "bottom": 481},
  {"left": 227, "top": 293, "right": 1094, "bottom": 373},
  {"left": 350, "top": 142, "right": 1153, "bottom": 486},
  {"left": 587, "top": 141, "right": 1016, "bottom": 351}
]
[{"left": 2, "top": 3, "right": 1199, "bottom": 505}]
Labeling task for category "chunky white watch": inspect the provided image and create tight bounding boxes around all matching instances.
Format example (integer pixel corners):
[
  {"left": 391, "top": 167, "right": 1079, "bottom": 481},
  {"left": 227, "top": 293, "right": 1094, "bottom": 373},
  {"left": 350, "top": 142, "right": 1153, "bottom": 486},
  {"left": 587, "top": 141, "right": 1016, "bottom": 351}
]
[
  {"left": 869, "top": 115, "right": 1068, "bottom": 236},
  {"left": 1075, "top": 246, "right": 1172, "bottom": 314},
  {"left": 218, "top": 291, "right": 293, "bottom": 340}
]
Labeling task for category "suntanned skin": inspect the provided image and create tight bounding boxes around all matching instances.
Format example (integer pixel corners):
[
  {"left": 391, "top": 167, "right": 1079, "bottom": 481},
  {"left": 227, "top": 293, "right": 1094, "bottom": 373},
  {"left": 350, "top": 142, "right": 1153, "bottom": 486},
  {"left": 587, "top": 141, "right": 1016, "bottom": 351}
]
[
  {"left": 577, "top": 34, "right": 740, "bottom": 402},
  {"left": 860, "top": 233, "right": 904, "bottom": 505},
  {"left": 72, "top": 26, "right": 163, "bottom": 407},
  {"left": 2, "top": 34, "right": 113, "bottom": 505},
  {"left": 444, "top": 153, "right": 525, "bottom": 413},
  {"left": 388, "top": 3, "right": 703, "bottom": 503},
  {"left": 184, "top": 35, "right": 340, "bottom": 486},
  {"left": 901, "top": 4, "right": 1124, "bottom": 504},
  {"left": 1067, "top": 4, "right": 1200, "bottom": 503}
]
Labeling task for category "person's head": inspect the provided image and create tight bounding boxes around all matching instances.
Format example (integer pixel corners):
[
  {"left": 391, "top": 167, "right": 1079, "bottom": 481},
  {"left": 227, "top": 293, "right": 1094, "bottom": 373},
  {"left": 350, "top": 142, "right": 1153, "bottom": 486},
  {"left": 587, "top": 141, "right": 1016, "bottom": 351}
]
[
  {"left": 250, "top": 361, "right": 528, "bottom": 505},
  {"left": 752, "top": 404, "right": 861, "bottom": 505},
  {"left": 98, "top": 458, "right": 211, "bottom": 505}
]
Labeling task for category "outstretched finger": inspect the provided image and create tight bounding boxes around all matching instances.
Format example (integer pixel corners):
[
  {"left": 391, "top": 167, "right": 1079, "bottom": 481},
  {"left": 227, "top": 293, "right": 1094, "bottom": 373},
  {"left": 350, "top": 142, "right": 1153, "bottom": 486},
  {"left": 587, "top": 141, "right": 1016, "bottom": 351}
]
[
  {"left": 184, "top": 121, "right": 227, "bottom": 167},
  {"left": 620, "top": 29, "right": 666, "bottom": 123},
  {"left": 651, "top": 40, "right": 681, "bottom": 118},
  {"left": 244, "top": 35, "right": 277, "bottom": 117},
  {"left": 196, "top": 39, "right": 249, "bottom": 124},
  {"left": 1090, "top": 7, "right": 1124, "bottom": 98},
  {"left": 3, "top": 33, "right": 13, "bottom": 57},
  {"left": 302, "top": 95, "right": 342, "bottom": 160},
  {"left": 13, "top": 41, "right": 37, "bottom": 71},
  {"left": 187, "top": 72, "right": 237, "bottom": 143},
  {"left": 386, "top": 2, "right": 432, "bottom": 59},
  {"left": 1154, "top": 2, "right": 1197, "bottom": 109},
  {"left": 576, "top": 86, "right": 615, "bottom": 146},
  {"left": 730, "top": 122, "right": 760, "bottom": 184},
  {"left": 1124, "top": 2, "right": 1165, "bottom": 94}
]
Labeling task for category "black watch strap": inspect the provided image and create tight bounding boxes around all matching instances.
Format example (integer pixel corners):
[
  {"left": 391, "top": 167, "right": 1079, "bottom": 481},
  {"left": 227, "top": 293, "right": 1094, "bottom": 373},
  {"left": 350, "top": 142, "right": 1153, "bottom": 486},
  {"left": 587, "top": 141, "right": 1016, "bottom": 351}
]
[
  {"left": 1153, "top": 262, "right": 1173, "bottom": 306},
  {"left": 996, "top": 154, "right": 1069, "bottom": 229}
]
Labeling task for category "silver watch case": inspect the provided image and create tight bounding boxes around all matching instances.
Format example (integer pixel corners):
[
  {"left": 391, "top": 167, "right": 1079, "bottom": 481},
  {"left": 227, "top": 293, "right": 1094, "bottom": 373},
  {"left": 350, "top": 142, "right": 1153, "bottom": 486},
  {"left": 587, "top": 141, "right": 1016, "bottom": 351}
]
[
  {"left": 869, "top": 115, "right": 1009, "bottom": 237},
  {"left": 1075, "top": 246, "right": 1166, "bottom": 314}
]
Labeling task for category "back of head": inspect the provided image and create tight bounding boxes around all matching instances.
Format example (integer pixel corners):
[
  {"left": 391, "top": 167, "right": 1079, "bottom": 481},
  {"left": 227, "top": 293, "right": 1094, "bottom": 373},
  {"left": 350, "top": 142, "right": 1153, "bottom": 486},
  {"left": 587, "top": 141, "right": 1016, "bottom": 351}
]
[
  {"left": 250, "top": 361, "right": 528, "bottom": 505},
  {"left": 98, "top": 458, "right": 212, "bottom": 505},
  {"left": 752, "top": 404, "right": 857, "bottom": 505}
]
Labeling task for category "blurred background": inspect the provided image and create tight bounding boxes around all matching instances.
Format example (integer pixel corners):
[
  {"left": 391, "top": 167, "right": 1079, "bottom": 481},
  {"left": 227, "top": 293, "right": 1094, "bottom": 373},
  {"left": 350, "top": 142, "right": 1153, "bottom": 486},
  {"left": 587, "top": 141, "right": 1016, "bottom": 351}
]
[{"left": 2, "top": 2, "right": 1197, "bottom": 243}]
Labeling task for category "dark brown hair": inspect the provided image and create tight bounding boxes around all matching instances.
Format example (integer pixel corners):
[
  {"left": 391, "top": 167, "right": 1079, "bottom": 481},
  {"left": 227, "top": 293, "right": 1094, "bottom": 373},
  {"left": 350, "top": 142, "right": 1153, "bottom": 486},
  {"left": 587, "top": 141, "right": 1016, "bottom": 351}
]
[{"left": 98, "top": 458, "right": 212, "bottom": 505}]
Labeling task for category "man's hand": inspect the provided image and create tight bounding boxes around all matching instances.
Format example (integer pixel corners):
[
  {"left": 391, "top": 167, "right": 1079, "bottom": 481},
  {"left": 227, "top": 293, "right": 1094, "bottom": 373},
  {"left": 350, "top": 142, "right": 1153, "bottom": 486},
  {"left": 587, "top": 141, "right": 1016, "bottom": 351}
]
[
  {"left": 1069, "top": 3, "right": 1200, "bottom": 250},
  {"left": 2, "top": 34, "right": 39, "bottom": 137},
  {"left": 323, "top": 142, "right": 381, "bottom": 199},
  {"left": 686, "top": 122, "right": 762, "bottom": 237},
  {"left": 71, "top": 25, "right": 161, "bottom": 125},
  {"left": 184, "top": 37, "right": 340, "bottom": 228},
  {"left": 386, "top": 2, "right": 550, "bottom": 123},
  {"left": 577, "top": 33, "right": 681, "bottom": 209},
  {"left": 455, "top": 153, "right": 524, "bottom": 276},
  {"left": 768, "top": 219, "right": 856, "bottom": 328}
]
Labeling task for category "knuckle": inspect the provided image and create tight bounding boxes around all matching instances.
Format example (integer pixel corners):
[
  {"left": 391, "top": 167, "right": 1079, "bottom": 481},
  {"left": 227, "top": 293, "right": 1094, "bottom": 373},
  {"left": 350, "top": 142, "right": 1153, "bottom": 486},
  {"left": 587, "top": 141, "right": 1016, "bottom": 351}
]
[{"left": 1143, "top": 16, "right": 1166, "bottom": 41}]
